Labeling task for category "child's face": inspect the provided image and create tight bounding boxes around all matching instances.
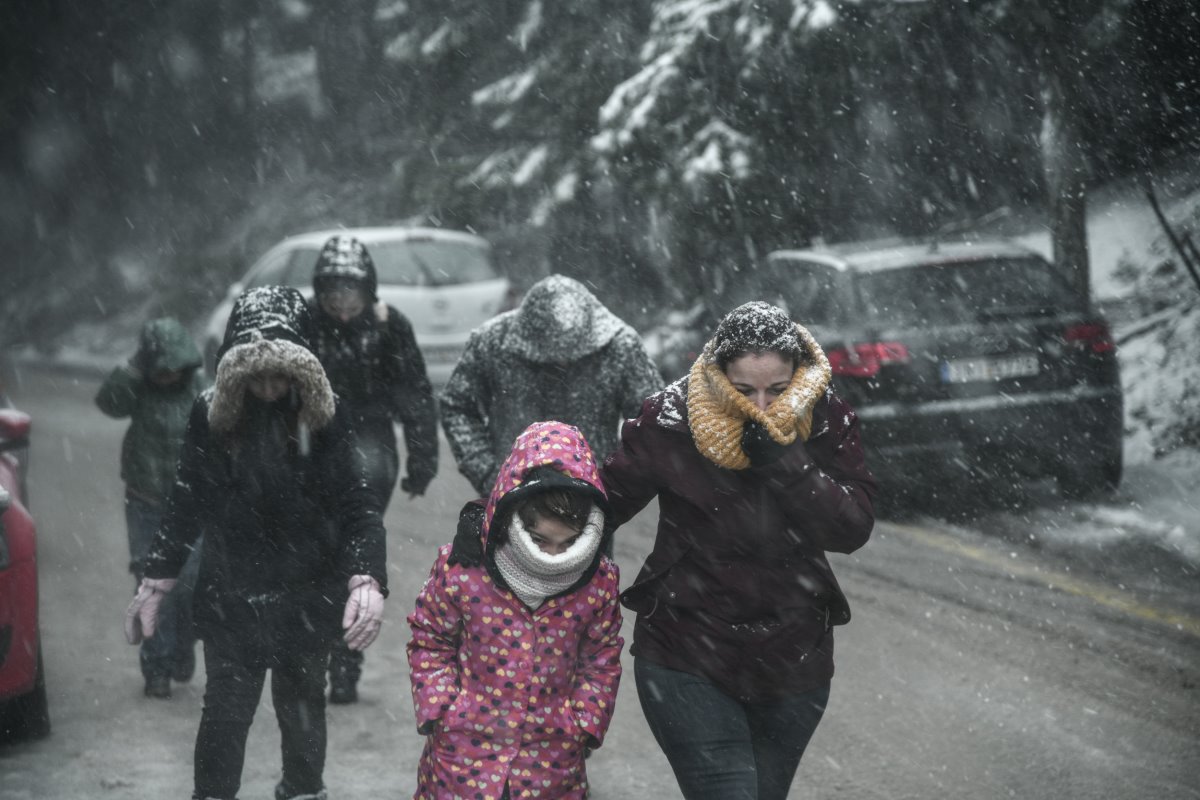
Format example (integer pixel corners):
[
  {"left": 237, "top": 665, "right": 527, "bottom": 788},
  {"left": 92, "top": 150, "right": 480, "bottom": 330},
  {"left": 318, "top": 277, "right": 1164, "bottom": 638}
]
[
  {"left": 247, "top": 372, "right": 291, "bottom": 402},
  {"left": 527, "top": 513, "right": 584, "bottom": 556}
]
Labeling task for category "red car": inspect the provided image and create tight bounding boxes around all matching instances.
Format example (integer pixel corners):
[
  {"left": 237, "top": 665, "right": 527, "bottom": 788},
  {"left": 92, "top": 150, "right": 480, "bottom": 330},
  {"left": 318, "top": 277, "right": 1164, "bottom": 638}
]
[{"left": 0, "top": 405, "right": 49, "bottom": 741}]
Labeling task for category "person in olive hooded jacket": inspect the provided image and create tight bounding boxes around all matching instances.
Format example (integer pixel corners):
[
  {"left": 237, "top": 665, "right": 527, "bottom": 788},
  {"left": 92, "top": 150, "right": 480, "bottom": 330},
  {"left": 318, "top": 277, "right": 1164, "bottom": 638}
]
[
  {"left": 125, "top": 286, "right": 388, "bottom": 800},
  {"left": 96, "top": 316, "right": 206, "bottom": 698}
]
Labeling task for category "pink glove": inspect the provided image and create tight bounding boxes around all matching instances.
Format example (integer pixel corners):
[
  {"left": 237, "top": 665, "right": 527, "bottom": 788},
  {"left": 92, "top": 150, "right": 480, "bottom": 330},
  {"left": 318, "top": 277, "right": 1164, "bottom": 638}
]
[
  {"left": 342, "top": 575, "right": 384, "bottom": 651},
  {"left": 124, "top": 577, "right": 178, "bottom": 644}
]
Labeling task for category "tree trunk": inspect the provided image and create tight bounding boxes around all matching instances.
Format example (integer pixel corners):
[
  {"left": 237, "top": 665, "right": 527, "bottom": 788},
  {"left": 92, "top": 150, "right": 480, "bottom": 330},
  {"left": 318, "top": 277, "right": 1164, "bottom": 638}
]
[{"left": 1039, "top": 59, "right": 1091, "bottom": 307}]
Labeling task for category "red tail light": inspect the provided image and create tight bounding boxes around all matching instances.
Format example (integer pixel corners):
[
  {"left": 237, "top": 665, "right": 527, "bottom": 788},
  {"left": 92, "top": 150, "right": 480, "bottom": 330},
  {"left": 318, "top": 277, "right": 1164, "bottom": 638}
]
[
  {"left": 1064, "top": 323, "right": 1114, "bottom": 354},
  {"left": 499, "top": 285, "right": 521, "bottom": 313},
  {"left": 827, "top": 342, "right": 910, "bottom": 378}
]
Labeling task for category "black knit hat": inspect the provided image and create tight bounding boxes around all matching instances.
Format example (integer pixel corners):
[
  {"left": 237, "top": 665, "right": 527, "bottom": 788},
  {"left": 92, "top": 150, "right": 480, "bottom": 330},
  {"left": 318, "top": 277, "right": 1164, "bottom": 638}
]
[
  {"left": 711, "top": 301, "right": 802, "bottom": 367},
  {"left": 312, "top": 235, "right": 378, "bottom": 301}
]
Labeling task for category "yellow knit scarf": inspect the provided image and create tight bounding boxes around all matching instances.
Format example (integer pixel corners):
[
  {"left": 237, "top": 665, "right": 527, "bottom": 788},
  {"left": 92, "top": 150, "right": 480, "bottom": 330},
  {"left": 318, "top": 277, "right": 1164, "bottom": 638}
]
[{"left": 686, "top": 322, "right": 832, "bottom": 470}]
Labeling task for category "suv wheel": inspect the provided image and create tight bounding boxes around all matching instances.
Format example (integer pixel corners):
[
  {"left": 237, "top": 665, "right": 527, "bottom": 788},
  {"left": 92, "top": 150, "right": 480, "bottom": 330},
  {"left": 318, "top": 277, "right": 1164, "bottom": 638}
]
[
  {"left": 0, "top": 642, "right": 50, "bottom": 742},
  {"left": 1057, "top": 445, "right": 1123, "bottom": 501}
]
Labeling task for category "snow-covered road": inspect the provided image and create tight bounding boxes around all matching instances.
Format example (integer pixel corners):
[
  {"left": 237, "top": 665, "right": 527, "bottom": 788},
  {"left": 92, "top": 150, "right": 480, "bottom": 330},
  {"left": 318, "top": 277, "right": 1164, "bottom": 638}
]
[{"left": 1, "top": 368, "right": 1197, "bottom": 799}]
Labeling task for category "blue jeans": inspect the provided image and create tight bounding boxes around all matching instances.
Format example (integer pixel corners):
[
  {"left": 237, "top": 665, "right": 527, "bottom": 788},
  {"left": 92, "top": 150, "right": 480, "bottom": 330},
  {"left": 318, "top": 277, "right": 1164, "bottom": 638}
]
[
  {"left": 126, "top": 493, "right": 200, "bottom": 680},
  {"left": 635, "top": 658, "right": 830, "bottom": 800}
]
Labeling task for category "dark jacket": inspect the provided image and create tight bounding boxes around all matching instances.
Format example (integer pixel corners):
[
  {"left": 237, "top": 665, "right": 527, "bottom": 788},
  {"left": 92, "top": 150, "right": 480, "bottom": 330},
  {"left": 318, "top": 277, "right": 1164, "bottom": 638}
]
[
  {"left": 440, "top": 275, "right": 662, "bottom": 496},
  {"left": 143, "top": 286, "right": 387, "bottom": 645},
  {"left": 311, "top": 302, "right": 438, "bottom": 484},
  {"left": 600, "top": 378, "right": 877, "bottom": 702},
  {"left": 95, "top": 317, "right": 206, "bottom": 503}
]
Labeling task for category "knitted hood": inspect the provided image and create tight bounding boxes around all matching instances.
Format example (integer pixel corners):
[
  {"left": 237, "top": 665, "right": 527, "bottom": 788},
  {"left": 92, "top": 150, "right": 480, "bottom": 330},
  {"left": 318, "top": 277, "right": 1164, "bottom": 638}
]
[
  {"left": 482, "top": 421, "right": 608, "bottom": 550},
  {"left": 500, "top": 275, "right": 628, "bottom": 363},
  {"left": 312, "top": 234, "right": 378, "bottom": 301},
  {"left": 208, "top": 285, "right": 335, "bottom": 432},
  {"left": 133, "top": 317, "right": 203, "bottom": 374}
]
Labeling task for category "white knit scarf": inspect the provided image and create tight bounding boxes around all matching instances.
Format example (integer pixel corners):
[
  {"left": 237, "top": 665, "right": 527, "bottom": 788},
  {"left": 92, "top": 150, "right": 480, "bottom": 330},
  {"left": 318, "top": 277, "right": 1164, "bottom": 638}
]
[{"left": 493, "top": 504, "right": 605, "bottom": 609}]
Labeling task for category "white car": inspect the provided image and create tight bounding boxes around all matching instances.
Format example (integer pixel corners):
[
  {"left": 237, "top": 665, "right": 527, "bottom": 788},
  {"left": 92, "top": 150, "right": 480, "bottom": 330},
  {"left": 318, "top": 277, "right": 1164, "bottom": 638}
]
[{"left": 202, "top": 227, "right": 514, "bottom": 385}]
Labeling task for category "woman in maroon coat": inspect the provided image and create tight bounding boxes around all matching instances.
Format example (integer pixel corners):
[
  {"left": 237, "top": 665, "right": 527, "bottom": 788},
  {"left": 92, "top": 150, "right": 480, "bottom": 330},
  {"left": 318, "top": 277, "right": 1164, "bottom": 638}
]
[{"left": 600, "top": 301, "right": 877, "bottom": 800}]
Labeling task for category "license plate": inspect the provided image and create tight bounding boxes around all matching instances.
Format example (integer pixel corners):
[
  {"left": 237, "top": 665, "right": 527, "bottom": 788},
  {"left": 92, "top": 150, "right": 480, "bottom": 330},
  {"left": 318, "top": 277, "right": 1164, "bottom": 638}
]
[
  {"left": 940, "top": 354, "right": 1039, "bottom": 383},
  {"left": 421, "top": 344, "right": 464, "bottom": 364}
]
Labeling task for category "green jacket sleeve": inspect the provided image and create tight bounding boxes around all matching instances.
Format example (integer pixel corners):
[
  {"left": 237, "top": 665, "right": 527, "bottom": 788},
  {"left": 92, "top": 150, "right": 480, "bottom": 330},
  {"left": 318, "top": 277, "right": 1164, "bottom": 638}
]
[{"left": 94, "top": 364, "right": 143, "bottom": 418}]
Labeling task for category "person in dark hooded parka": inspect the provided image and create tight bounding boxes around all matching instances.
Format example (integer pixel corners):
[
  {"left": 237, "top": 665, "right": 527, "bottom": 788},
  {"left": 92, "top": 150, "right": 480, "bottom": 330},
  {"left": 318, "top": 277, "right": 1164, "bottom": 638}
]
[
  {"left": 440, "top": 274, "right": 662, "bottom": 498},
  {"left": 96, "top": 316, "right": 206, "bottom": 699},
  {"left": 308, "top": 233, "right": 438, "bottom": 704},
  {"left": 125, "top": 286, "right": 388, "bottom": 800}
]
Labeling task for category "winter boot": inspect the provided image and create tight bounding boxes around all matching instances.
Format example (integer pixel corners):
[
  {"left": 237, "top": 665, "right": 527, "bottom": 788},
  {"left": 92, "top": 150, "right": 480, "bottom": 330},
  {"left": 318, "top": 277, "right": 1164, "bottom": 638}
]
[
  {"left": 328, "top": 675, "right": 357, "bottom": 705},
  {"left": 274, "top": 780, "right": 328, "bottom": 800},
  {"left": 144, "top": 674, "right": 171, "bottom": 699}
]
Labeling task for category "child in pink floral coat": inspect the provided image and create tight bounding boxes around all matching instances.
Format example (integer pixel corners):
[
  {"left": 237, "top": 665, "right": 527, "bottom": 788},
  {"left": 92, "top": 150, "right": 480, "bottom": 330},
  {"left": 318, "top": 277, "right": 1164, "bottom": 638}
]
[{"left": 407, "top": 421, "right": 623, "bottom": 800}]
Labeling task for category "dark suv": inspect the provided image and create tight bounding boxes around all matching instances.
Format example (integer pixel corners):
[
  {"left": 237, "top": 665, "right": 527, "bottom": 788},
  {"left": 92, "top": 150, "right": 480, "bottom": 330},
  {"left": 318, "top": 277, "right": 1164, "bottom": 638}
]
[{"left": 751, "top": 238, "right": 1123, "bottom": 500}]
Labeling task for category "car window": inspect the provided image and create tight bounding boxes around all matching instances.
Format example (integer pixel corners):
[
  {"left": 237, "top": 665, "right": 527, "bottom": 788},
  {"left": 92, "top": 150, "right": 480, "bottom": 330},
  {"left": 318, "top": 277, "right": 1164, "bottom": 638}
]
[
  {"left": 855, "top": 256, "right": 1079, "bottom": 326},
  {"left": 245, "top": 248, "right": 294, "bottom": 289},
  {"left": 370, "top": 240, "right": 496, "bottom": 287},
  {"left": 281, "top": 246, "right": 321, "bottom": 287},
  {"left": 754, "top": 258, "right": 848, "bottom": 326},
  {"left": 246, "top": 246, "right": 320, "bottom": 290}
]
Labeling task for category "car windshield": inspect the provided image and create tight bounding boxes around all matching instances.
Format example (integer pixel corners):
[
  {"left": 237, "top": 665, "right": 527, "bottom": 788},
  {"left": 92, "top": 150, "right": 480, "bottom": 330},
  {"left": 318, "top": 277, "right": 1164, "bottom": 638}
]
[
  {"left": 370, "top": 239, "right": 496, "bottom": 287},
  {"left": 855, "top": 256, "right": 1079, "bottom": 326}
]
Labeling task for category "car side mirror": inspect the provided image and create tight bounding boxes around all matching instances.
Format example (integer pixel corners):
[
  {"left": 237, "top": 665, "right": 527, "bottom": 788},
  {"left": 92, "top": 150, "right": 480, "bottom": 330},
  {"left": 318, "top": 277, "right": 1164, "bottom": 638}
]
[{"left": 0, "top": 408, "right": 31, "bottom": 445}]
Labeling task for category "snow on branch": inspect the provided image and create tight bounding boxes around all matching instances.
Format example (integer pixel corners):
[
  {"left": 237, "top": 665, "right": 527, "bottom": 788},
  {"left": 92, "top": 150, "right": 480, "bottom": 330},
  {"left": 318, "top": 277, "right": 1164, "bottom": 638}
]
[
  {"left": 682, "top": 120, "right": 753, "bottom": 185},
  {"left": 472, "top": 66, "right": 541, "bottom": 109}
]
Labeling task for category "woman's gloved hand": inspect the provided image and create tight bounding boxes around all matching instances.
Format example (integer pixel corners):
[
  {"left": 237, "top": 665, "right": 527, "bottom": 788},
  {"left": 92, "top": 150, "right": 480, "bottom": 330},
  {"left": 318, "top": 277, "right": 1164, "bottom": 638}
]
[
  {"left": 741, "top": 421, "right": 788, "bottom": 467},
  {"left": 124, "top": 577, "right": 179, "bottom": 644},
  {"left": 342, "top": 575, "right": 385, "bottom": 651}
]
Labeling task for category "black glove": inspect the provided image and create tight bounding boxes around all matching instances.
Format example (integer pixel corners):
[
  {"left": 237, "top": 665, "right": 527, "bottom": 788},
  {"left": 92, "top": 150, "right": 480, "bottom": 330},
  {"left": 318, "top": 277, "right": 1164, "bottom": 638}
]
[
  {"left": 400, "top": 472, "right": 434, "bottom": 497},
  {"left": 741, "top": 421, "right": 788, "bottom": 467}
]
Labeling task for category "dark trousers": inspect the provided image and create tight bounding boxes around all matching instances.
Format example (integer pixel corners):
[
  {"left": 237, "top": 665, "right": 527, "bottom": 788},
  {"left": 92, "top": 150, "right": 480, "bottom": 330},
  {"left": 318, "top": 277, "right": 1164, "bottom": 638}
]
[
  {"left": 193, "top": 633, "right": 329, "bottom": 800},
  {"left": 126, "top": 493, "right": 199, "bottom": 680},
  {"left": 634, "top": 658, "right": 830, "bottom": 800},
  {"left": 328, "top": 432, "right": 397, "bottom": 687}
]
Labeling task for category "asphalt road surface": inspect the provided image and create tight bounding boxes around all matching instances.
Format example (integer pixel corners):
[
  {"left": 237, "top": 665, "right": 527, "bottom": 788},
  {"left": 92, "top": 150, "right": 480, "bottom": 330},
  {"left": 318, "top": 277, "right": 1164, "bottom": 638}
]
[{"left": 1, "top": 368, "right": 1197, "bottom": 799}]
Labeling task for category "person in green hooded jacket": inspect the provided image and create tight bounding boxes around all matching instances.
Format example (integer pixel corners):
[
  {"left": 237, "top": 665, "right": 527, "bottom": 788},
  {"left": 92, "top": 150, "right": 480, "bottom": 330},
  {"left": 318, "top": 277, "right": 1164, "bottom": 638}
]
[{"left": 96, "top": 316, "right": 207, "bottom": 699}]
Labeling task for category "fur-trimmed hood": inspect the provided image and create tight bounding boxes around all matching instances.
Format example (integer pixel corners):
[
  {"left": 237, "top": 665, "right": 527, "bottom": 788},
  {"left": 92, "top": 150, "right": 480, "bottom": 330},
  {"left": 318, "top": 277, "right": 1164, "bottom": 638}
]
[{"left": 208, "top": 286, "right": 335, "bottom": 432}]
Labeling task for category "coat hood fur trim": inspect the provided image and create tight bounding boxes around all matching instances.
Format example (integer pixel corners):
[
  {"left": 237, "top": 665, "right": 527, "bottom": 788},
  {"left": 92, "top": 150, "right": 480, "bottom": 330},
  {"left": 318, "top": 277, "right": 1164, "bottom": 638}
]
[
  {"left": 686, "top": 322, "right": 831, "bottom": 470},
  {"left": 208, "top": 333, "right": 336, "bottom": 432}
]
